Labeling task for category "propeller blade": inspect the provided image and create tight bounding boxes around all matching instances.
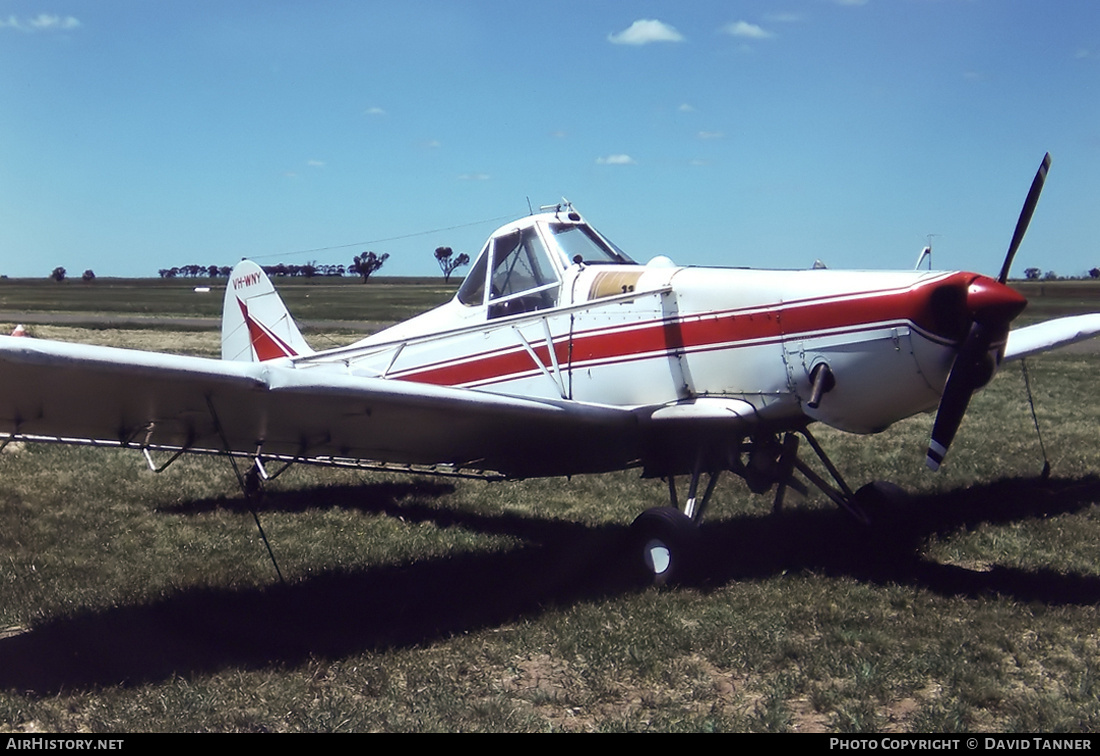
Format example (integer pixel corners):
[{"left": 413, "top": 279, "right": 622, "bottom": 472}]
[
  {"left": 998, "top": 152, "right": 1051, "bottom": 284},
  {"left": 926, "top": 324, "right": 993, "bottom": 470},
  {"left": 926, "top": 390, "right": 969, "bottom": 471},
  {"left": 928, "top": 154, "right": 1050, "bottom": 470}
]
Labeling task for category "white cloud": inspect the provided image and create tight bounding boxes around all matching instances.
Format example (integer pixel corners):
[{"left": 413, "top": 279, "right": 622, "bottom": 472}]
[
  {"left": 608, "top": 19, "right": 684, "bottom": 46},
  {"left": 458, "top": 173, "right": 491, "bottom": 181},
  {"left": 364, "top": 106, "right": 387, "bottom": 116},
  {"left": 722, "top": 21, "right": 774, "bottom": 40},
  {"left": 30, "top": 13, "right": 79, "bottom": 30},
  {"left": 596, "top": 154, "right": 636, "bottom": 165},
  {"left": 697, "top": 131, "right": 724, "bottom": 140},
  {"left": 0, "top": 14, "right": 81, "bottom": 32},
  {"left": 307, "top": 160, "right": 325, "bottom": 168},
  {"left": 678, "top": 103, "right": 696, "bottom": 113}
]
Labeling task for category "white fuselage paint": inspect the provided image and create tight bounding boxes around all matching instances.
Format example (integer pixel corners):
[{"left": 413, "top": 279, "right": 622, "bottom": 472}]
[{"left": 292, "top": 213, "right": 969, "bottom": 437}]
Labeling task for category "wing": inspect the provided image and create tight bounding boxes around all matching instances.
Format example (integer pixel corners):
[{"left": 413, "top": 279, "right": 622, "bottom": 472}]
[
  {"left": 1004, "top": 314, "right": 1100, "bottom": 362},
  {"left": 0, "top": 337, "right": 648, "bottom": 479}
]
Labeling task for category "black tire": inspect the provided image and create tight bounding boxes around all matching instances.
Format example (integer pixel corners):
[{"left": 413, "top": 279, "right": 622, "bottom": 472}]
[
  {"left": 629, "top": 507, "right": 700, "bottom": 587},
  {"left": 851, "top": 481, "right": 909, "bottom": 526}
]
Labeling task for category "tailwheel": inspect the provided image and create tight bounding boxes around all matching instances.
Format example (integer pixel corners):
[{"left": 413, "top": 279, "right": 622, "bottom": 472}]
[{"left": 630, "top": 506, "right": 700, "bottom": 587}]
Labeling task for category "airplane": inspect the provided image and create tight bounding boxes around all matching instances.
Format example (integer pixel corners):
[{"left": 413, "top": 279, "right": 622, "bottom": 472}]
[{"left": 3, "top": 153, "right": 1100, "bottom": 586}]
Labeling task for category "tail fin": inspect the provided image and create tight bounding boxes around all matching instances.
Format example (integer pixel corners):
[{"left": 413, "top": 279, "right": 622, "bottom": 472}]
[{"left": 221, "top": 261, "right": 315, "bottom": 361}]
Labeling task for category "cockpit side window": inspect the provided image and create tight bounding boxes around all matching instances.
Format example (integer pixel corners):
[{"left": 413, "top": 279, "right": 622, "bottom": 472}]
[
  {"left": 486, "top": 227, "right": 560, "bottom": 319},
  {"left": 490, "top": 230, "right": 546, "bottom": 297}
]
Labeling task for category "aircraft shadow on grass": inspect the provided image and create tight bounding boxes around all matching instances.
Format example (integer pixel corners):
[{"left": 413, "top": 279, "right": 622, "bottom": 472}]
[
  {"left": 155, "top": 480, "right": 458, "bottom": 516},
  {"left": 2, "top": 474, "right": 1100, "bottom": 694}
]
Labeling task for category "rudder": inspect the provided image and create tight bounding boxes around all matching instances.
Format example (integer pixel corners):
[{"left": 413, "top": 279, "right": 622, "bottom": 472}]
[{"left": 222, "top": 261, "right": 314, "bottom": 361}]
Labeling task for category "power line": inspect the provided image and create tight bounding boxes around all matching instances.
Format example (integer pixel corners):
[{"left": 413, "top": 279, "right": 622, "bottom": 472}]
[{"left": 249, "top": 213, "right": 517, "bottom": 262}]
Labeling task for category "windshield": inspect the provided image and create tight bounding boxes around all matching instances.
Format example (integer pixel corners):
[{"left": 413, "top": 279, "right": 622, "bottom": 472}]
[
  {"left": 549, "top": 223, "right": 635, "bottom": 265},
  {"left": 456, "top": 241, "right": 490, "bottom": 305}
]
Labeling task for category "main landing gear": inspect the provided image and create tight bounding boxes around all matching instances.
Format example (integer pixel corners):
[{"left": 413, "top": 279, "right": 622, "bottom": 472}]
[
  {"left": 629, "top": 426, "right": 908, "bottom": 586},
  {"left": 630, "top": 465, "right": 718, "bottom": 586}
]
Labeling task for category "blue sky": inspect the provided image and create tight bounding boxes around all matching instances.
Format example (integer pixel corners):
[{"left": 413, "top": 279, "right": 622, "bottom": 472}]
[{"left": 2, "top": 1, "right": 1098, "bottom": 280}]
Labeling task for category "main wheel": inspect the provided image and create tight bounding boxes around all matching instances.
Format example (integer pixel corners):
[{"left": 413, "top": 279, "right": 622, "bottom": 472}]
[
  {"left": 851, "top": 481, "right": 909, "bottom": 526},
  {"left": 629, "top": 507, "right": 700, "bottom": 587}
]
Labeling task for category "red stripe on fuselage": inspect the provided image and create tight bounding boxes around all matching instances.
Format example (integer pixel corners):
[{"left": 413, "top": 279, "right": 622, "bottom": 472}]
[{"left": 388, "top": 272, "right": 966, "bottom": 388}]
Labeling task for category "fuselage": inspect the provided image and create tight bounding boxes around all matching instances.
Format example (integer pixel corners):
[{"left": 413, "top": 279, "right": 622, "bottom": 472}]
[{"left": 292, "top": 210, "right": 1017, "bottom": 437}]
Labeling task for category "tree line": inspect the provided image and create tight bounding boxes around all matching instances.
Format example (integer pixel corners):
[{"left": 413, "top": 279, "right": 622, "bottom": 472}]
[
  {"left": 143, "top": 246, "right": 471, "bottom": 283},
  {"left": 51, "top": 256, "right": 1100, "bottom": 284},
  {"left": 49, "top": 267, "right": 96, "bottom": 282},
  {"left": 1023, "top": 267, "right": 1100, "bottom": 281},
  {"left": 157, "top": 263, "right": 343, "bottom": 279}
]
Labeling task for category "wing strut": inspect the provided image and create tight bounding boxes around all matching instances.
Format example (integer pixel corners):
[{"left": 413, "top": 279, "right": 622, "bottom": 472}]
[
  {"left": 1020, "top": 359, "right": 1052, "bottom": 480},
  {"left": 205, "top": 396, "right": 286, "bottom": 585}
]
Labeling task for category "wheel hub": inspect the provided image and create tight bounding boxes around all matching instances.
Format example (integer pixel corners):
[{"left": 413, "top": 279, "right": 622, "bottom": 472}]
[{"left": 642, "top": 538, "right": 672, "bottom": 575}]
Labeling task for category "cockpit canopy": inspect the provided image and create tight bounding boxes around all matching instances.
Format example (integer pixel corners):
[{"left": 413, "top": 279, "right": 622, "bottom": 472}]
[{"left": 456, "top": 212, "right": 634, "bottom": 319}]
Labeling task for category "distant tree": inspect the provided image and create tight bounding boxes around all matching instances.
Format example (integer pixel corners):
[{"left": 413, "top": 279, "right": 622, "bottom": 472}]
[
  {"left": 1024, "top": 267, "right": 1041, "bottom": 280},
  {"left": 50, "top": 266, "right": 66, "bottom": 282},
  {"left": 351, "top": 251, "right": 389, "bottom": 283},
  {"left": 1090, "top": 268, "right": 1100, "bottom": 279},
  {"left": 1044, "top": 270, "right": 1059, "bottom": 280},
  {"left": 81, "top": 269, "right": 95, "bottom": 282},
  {"left": 434, "top": 246, "right": 470, "bottom": 283}
]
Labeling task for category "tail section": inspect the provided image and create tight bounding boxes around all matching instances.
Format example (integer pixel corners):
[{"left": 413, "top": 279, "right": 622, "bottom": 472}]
[{"left": 222, "top": 261, "right": 315, "bottom": 361}]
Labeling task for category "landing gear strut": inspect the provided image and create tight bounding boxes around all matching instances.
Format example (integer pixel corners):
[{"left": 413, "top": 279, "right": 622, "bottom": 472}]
[{"left": 629, "top": 426, "right": 908, "bottom": 585}]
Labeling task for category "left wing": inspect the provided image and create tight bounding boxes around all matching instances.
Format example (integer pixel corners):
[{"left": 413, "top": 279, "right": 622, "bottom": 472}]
[{"left": 0, "top": 337, "right": 649, "bottom": 479}]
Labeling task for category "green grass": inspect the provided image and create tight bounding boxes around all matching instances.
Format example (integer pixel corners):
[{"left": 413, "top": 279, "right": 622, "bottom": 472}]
[
  {"left": 0, "top": 276, "right": 457, "bottom": 327},
  {"left": 1014, "top": 280, "right": 1100, "bottom": 320},
  {"left": 2, "top": 281, "right": 1100, "bottom": 731},
  {"left": 3, "top": 276, "right": 1100, "bottom": 326}
]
